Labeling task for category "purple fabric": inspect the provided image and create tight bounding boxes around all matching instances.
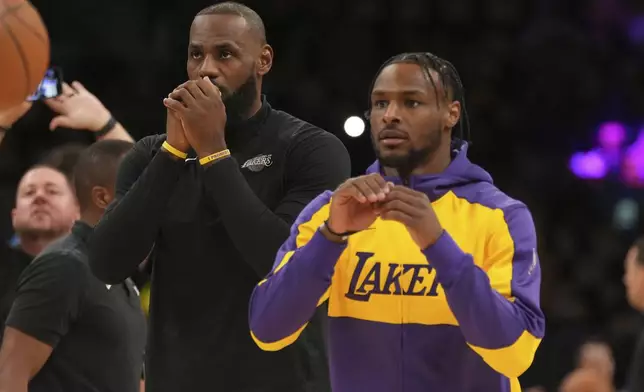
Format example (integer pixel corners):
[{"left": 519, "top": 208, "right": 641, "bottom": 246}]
[
  {"left": 249, "top": 191, "right": 346, "bottom": 342},
  {"left": 250, "top": 141, "right": 544, "bottom": 390},
  {"left": 327, "top": 317, "right": 514, "bottom": 392}
]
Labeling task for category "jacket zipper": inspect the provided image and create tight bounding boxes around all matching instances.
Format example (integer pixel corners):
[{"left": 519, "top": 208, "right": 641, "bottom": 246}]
[{"left": 400, "top": 176, "right": 411, "bottom": 391}]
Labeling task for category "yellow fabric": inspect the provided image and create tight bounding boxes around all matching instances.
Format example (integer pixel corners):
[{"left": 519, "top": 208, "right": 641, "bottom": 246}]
[{"left": 253, "top": 191, "right": 541, "bottom": 379}]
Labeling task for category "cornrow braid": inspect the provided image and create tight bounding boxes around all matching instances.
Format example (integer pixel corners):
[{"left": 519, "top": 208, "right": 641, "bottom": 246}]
[{"left": 365, "top": 52, "right": 471, "bottom": 142}]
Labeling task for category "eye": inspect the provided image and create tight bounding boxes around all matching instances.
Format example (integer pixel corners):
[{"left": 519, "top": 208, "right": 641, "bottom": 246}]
[
  {"left": 219, "top": 50, "right": 232, "bottom": 60},
  {"left": 373, "top": 100, "right": 388, "bottom": 109},
  {"left": 190, "top": 50, "right": 203, "bottom": 60},
  {"left": 405, "top": 100, "right": 420, "bottom": 108}
]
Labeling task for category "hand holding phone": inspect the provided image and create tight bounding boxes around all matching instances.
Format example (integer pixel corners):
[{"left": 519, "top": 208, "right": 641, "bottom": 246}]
[{"left": 44, "top": 81, "right": 112, "bottom": 132}]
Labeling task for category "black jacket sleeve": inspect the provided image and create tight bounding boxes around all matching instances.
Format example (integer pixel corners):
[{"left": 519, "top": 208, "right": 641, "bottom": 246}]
[
  {"left": 6, "top": 254, "right": 87, "bottom": 347},
  {"left": 202, "top": 129, "right": 350, "bottom": 277},
  {"left": 89, "top": 136, "right": 184, "bottom": 284}
]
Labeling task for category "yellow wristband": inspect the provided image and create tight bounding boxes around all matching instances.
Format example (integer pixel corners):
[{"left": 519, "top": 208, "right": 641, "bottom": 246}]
[
  {"left": 199, "top": 149, "right": 231, "bottom": 165},
  {"left": 162, "top": 141, "right": 188, "bottom": 159}
]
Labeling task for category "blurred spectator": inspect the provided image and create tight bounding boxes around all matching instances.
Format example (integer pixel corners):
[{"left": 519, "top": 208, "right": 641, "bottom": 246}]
[
  {"left": 577, "top": 338, "right": 616, "bottom": 383},
  {"left": 0, "top": 140, "right": 146, "bottom": 392},
  {"left": 623, "top": 236, "right": 644, "bottom": 391},
  {"left": 559, "top": 368, "right": 615, "bottom": 392},
  {"left": 0, "top": 164, "right": 79, "bottom": 342}
]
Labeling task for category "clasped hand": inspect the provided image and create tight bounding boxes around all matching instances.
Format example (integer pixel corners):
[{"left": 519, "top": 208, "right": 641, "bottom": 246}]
[
  {"left": 327, "top": 173, "right": 443, "bottom": 249},
  {"left": 163, "top": 77, "right": 227, "bottom": 157}
]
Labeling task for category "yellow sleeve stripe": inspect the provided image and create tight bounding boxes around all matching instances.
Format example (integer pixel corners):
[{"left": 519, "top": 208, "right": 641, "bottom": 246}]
[
  {"left": 484, "top": 207, "right": 514, "bottom": 300},
  {"left": 251, "top": 324, "right": 308, "bottom": 352},
  {"left": 257, "top": 251, "right": 295, "bottom": 287},
  {"left": 468, "top": 331, "right": 542, "bottom": 378},
  {"left": 251, "top": 199, "right": 334, "bottom": 351}
]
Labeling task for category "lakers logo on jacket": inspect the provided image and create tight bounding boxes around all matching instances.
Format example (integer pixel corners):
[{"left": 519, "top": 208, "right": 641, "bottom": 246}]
[{"left": 249, "top": 143, "right": 545, "bottom": 392}]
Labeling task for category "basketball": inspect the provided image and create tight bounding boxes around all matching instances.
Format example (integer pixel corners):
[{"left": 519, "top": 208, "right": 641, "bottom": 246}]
[{"left": 0, "top": 0, "right": 49, "bottom": 111}]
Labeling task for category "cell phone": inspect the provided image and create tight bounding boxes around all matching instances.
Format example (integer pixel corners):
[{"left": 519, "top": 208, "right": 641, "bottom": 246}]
[{"left": 27, "top": 66, "right": 63, "bottom": 101}]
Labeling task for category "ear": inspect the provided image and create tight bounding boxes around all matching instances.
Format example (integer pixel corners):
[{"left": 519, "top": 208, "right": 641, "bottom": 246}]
[
  {"left": 257, "top": 44, "right": 273, "bottom": 77},
  {"left": 11, "top": 208, "right": 16, "bottom": 227},
  {"left": 445, "top": 100, "right": 461, "bottom": 129},
  {"left": 91, "top": 186, "right": 113, "bottom": 211}
]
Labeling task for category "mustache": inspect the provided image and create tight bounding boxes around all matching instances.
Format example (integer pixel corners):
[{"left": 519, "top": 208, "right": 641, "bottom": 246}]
[{"left": 378, "top": 126, "right": 409, "bottom": 140}]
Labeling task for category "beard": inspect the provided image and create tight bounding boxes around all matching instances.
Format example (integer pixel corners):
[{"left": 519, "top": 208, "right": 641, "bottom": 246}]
[
  {"left": 213, "top": 73, "right": 258, "bottom": 124},
  {"left": 373, "top": 126, "right": 443, "bottom": 181},
  {"left": 14, "top": 214, "right": 68, "bottom": 239}
]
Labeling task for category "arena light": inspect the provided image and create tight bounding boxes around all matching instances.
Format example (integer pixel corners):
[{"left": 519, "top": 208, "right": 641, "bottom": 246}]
[
  {"left": 344, "top": 116, "right": 365, "bottom": 138},
  {"left": 569, "top": 150, "right": 607, "bottom": 179}
]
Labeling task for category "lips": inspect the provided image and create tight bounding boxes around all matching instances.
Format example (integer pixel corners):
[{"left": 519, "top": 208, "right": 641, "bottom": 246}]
[
  {"left": 378, "top": 129, "right": 408, "bottom": 146},
  {"left": 31, "top": 207, "right": 51, "bottom": 216},
  {"left": 379, "top": 129, "right": 408, "bottom": 140}
]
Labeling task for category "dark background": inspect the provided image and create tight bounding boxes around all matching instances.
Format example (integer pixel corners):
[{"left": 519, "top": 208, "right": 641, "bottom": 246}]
[{"left": 2, "top": 0, "right": 644, "bottom": 390}]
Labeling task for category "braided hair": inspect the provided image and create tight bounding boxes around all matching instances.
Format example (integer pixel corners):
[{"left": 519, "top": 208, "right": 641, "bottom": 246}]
[{"left": 365, "top": 52, "right": 471, "bottom": 142}]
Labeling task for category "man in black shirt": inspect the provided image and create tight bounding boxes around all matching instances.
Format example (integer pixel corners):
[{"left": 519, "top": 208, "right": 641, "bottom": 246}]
[
  {"left": 0, "top": 140, "right": 146, "bottom": 392},
  {"left": 89, "top": 2, "right": 350, "bottom": 391},
  {"left": 0, "top": 164, "right": 79, "bottom": 342}
]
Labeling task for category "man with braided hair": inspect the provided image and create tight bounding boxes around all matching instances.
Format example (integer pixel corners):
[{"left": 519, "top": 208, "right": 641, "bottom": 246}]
[{"left": 249, "top": 52, "right": 545, "bottom": 392}]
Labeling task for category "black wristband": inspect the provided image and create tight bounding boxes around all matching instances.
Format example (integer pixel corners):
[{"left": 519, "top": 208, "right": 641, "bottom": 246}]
[
  {"left": 323, "top": 220, "right": 359, "bottom": 237},
  {"left": 95, "top": 116, "right": 117, "bottom": 138}
]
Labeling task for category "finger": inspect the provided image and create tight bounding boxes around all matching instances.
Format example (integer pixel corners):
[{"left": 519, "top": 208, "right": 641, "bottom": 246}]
[
  {"left": 71, "top": 81, "right": 87, "bottom": 94},
  {"left": 380, "top": 209, "right": 413, "bottom": 225},
  {"left": 364, "top": 174, "right": 390, "bottom": 201},
  {"left": 387, "top": 187, "right": 428, "bottom": 207},
  {"left": 380, "top": 199, "right": 421, "bottom": 218},
  {"left": 43, "top": 97, "right": 65, "bottom": 112},
  {"left": 61, "top": 82, "right": 75, "bottom": 96},
  {"left": 49, "top": 116, "right": 72, "bottom": 131},
  {"left": 168, "top": 88, "right": 194, "bottom": 107},
  {"left": 184, "top": 81, "right": 207, "bottom": 100},
  {"left": 335, "top": 179, "right": 368, "bottom": 203},
  {"left": 163, "top": 97, "right": 186, "bottom": 113},
  {"left": 174, "top": 81, "right": 190, "bottom": 90},
  {"left": 199, "top": 76, "right": 222, "bottom": 98},
  {"left": 363, "top": 177, "right": 387, "bottom": 202},
  {"left": 352, "top": 179, "right": 379, "bottom": 203}
]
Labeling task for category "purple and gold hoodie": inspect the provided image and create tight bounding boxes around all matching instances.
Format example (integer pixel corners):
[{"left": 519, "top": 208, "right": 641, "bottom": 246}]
[{"left": 249, "top": 142, "right": 545, "bottom": 392}]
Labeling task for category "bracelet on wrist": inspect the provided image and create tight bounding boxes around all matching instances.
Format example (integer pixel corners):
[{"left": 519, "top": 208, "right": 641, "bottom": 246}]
[
  {"left": 161, "top": 141, "right": 188, "bottom": 159},
  {"left": 95, "top": 116, "right": 118, "bottom": 138},
  {"left": 321, "top": 220, "right": 359, "bottom": 242},
  {"left": 199, "top": 149, "right": 231, "bottom": 166}
]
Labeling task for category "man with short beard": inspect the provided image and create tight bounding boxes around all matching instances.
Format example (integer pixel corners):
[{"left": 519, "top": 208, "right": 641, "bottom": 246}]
[
  {"left": 89, "top": 2, "right": 350, "bottom": 392},
  {"left": 0, "top": 165, "right": 79, "bottom": 342},
  {"left": 249, "top": 52, "right": 544, "bottom": 392}
]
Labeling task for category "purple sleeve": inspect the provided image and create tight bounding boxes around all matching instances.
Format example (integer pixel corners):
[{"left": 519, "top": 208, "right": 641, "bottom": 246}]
[
  {"left": 423, "top": 206, "right": 545, "bottom": 376},
  {"left": 249, "top": 191, "right": 346, "bottom": 350}
]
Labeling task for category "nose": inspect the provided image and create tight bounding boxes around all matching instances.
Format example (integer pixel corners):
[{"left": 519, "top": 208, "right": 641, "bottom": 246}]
[
  {"left": 197, "top": 54, "right": 222, "bottom": 81},
  {"left": 382, "top": 102, "right": 401, "bottom": 125}
]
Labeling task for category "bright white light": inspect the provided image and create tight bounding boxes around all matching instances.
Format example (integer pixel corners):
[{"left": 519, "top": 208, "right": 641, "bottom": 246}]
[{"left": 344, "top": 116, "right": 365, "bottom": 138}]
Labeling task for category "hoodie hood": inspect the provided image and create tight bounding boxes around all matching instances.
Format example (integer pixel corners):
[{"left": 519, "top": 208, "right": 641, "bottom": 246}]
[{"left": 366, "top": 141, "right": 493, "bottom": 200}]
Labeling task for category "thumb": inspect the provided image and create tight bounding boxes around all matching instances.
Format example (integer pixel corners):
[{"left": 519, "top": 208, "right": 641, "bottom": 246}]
[{"left": 49, "top": 116, "right": 73, "bottom": 131}]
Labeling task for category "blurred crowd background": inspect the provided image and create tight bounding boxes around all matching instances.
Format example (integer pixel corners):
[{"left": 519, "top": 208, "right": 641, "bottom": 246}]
[{"left": 1, "top": 0, "right": 644, "bottom": 390}]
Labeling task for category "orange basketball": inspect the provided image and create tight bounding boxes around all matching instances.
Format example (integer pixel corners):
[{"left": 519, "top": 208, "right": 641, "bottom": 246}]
[{"left": 0, "top": 0, "right": 50, "bottom": 110}]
